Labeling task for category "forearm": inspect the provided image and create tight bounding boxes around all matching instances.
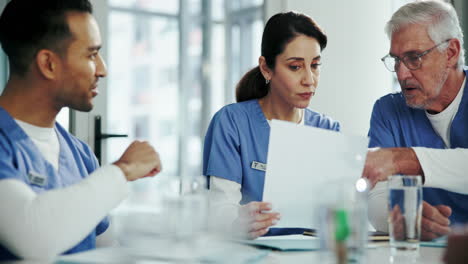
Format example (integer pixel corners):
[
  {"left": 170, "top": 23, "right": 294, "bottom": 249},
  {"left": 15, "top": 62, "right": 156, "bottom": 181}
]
[
  {"left": 208, "top": 176, "right": 241, "bottom": 233},
  {"left": 368, "top": 181, "right": 389, "bottom": 232},
  {"left": 393, "top": 148, "right": 424, "bottom": 178},
  {"left": 0, "top": 165, "right": 128, "bottom": 259}
]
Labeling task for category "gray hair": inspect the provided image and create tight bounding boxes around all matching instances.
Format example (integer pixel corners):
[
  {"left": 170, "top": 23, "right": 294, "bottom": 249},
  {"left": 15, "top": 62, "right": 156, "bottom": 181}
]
[{"left": 385, "top": 1, "right": 465, "bottom": 70}]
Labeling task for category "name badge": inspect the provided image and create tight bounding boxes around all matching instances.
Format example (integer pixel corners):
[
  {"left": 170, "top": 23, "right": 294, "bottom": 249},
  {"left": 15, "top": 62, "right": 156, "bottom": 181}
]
[
  {"left": 251, "top": 161, "right": 267, "bottom": 172},
  {"left": 28, "top": 171, "right": 47, "bottom": 187}
]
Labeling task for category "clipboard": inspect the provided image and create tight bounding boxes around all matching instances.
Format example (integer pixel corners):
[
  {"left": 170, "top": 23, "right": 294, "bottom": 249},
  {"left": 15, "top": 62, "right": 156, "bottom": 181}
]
[{"left": 303, "top": 229, "right": 390, "bottom": 242}]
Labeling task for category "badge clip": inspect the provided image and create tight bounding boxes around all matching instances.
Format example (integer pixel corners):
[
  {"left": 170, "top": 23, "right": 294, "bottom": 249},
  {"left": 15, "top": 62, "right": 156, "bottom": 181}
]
[
  {"left": 28, "top": 171, "right": 47, "bottom": 187},
  {"left": 251, "top": 161, "right": 267, "bottom": 172}
]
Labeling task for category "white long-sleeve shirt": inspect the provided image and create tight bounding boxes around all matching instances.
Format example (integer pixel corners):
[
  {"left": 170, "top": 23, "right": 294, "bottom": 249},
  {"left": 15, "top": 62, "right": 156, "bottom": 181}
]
[
  {"left": 369, "top": 78, "right": 468, "bottom": 231},
  {"left": 0, "top": 120, "right": 128, "bottom": 259},
  {"left": 208, "top": 176, "right": 242, "bottom": 232}
]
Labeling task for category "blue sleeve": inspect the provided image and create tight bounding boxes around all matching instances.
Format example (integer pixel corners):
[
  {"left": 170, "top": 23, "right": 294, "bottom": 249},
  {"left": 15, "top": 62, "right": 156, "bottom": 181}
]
[
  {"left": 368, "top": 98, "right": 397, "bottom": 148},
  {"left": 203, "top": 109, "right": 242, "bottom": 184},
  {"left": 0, "top": 132, "right": 23, "bottom": 181},
  {"left": 331, "top": 121, "right": 341, "bottom": 132},
  {"left": 96, "top": 216, "right": 109, "bottom": 236},
  {"left": 306, "top": 109, "right": 341, "bottom": 132}
]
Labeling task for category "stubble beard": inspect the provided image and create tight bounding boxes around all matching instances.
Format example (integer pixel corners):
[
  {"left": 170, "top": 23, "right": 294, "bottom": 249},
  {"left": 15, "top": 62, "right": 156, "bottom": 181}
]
[{"left": 404, "top": 68, "right": 448, "bottom": 110}]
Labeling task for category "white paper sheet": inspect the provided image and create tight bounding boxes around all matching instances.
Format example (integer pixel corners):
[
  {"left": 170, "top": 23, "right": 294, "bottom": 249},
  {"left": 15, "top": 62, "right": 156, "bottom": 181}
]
[{"left": 263, "top": 120, "right": 368, "bottom": 228}]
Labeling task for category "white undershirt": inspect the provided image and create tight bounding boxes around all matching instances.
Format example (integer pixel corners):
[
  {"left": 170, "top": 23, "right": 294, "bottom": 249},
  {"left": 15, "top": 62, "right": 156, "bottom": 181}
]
[
  {"left": 369, "top": 77, "right": 468, "bottom": 232},
  {"left": 208, "top": 111, "right": 305, "bottom": 229},
  {"left": 15, "top": 119, "right": 60, "bottom": 170},
  {"left": 0, "top": 121, "right": 128, "bottom": 260},
  {"left": 425, "top": 77, "right": 465, "bottom": 148}
]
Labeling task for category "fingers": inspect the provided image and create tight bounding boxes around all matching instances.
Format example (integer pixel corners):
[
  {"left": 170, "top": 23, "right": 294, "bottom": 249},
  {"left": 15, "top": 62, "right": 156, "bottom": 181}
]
[
  {"left": 145, "top": 151, "right": 162, "bottom": 177},
  {"left": 390, "top": 205, "right": 405, "bottom": 240},
  {"left": 249, "top": 216, "right": 278, "bottom": 232},
  {"left": 420, "top": 202, "right": 452, "bottom": 241},
  {"left": 239, "top": 201, "right": 273, "bottom": 217},
  {"left": 435, "top": 204, "right": 452, "bottom": 218},
  {"left": 251, "top": 211, "right": 280, "bottom": 222},
  {"left": 115, "top": 140, "right": 162, "bottom": 181},
  {"left": 236, "top": 202, "right": 281, "bottom": 239},
  {"left": 246, "top": 228, "right": 270, "bottom": 240},
  {"left": 245, "top": 214, "right": 279, "bottom": 239},
  {"left": 423, "top": 202, "right": 451, "bottom": 226},
  {"left": 421, "top": 217, "right": 451, "bottom": 239},
  {"left": 421, "top": 227, "right": 442, "bottom": 241}
]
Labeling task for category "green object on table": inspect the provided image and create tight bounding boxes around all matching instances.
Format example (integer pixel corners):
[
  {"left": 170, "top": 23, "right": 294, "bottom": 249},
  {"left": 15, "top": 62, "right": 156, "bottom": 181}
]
[{"left": 335, "top": 209, "right": 350, "bottom": 241}]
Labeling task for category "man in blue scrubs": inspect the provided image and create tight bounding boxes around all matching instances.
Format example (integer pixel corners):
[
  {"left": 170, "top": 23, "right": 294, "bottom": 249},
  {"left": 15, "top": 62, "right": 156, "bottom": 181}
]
[
  {"left": 0, "top": 0, "right": 162, "bottom": 260},
  {"left": 363, "top": 1, "right": 468, "bottom": 241}
]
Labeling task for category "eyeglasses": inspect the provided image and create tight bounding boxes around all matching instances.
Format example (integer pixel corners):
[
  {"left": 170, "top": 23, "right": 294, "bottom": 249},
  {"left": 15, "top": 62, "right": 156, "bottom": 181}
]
[{"left": 381, "top": 40, "right": 450, "bottom": 72}]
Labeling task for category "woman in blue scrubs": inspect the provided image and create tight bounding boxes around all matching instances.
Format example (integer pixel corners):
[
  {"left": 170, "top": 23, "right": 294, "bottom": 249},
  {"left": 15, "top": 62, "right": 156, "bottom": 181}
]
[{"left": 203, "top": 11, "right": 340, "bottom": 239}]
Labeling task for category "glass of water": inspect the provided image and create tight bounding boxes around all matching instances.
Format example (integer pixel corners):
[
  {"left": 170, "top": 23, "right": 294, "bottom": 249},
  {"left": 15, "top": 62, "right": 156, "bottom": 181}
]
[{"left": 387, "top": 175, "right": 422, "bottom": 258}]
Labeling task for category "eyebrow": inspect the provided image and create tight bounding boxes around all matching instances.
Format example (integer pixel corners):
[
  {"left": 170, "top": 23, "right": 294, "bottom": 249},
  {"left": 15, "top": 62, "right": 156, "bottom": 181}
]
[
  {"left": 389, "top": 50, "right": 418, "bottom": 57},
  {"left": 88, "top": 45, "right": 102, "bottom": 52},
  {"left": 286, "top": 55, "right": 321, "bottom": 61}
]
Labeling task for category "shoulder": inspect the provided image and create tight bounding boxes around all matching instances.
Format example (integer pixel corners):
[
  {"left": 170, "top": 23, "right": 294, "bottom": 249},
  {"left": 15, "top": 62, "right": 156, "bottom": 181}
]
[
  {"left": 210, "top": 100, "right": 260, "bottom": 125},
  {"left": 215, "top": 100, "right": 258, "bottom": 117},
  {"left": 304, "top": 108, "right": 340, "bottom": 131},
  {"left": 370, "top": 92, "right": 412, "bottom": 122},
  {"left": 0, "top": 129, "right": 13, "bottom": 158},
  {"left": 206, "top": 100, "right": 264, "bottom": 143},
  {"left": 373, "top": 92, "right": 406, "bottom": 110},
  {"left": 0, "top": 111, "right": 20, "bottom": 157}
]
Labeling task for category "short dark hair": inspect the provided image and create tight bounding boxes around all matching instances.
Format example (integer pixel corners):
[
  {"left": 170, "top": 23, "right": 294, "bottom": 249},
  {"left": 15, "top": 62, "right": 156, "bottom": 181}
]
[
  {"left": 236, "top": 11, "right": 327, "bottom": 102},
  {"left": 0, "top": 0, "right": 93, "bottom": 76}
]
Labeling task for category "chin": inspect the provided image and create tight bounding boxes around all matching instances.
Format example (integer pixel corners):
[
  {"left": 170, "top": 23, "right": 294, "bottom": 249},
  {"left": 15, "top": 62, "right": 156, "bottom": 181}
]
[
  {"left": 405, "top": 99, "right": 426, "bottom": 110},
  {"left": 295, "top": 101, "right": 310, "bottom": 109},
  {"left": 70, "top": 103, "right": 94, "bottom": 112}
]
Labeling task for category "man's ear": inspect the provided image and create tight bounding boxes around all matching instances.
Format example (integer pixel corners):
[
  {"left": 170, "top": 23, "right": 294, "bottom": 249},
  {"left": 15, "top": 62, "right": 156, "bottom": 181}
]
[
  {"left": 259, "top": 56, "right": 272, "bottom": 82},
  {"left": 35, "top": 49, "right": 61, "bottom": 80},
  {"left": 446, "top": 38, "right": 461, "bottom": 69}
]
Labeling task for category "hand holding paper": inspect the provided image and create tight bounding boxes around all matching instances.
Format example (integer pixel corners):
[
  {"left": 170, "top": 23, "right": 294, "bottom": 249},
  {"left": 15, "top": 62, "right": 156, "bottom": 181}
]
[{"left": 232, "top": 201, "right": 280, "bottom": 239}]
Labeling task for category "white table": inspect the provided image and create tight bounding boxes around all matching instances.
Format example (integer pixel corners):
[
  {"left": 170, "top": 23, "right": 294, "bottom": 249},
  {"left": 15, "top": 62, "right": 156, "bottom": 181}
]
[
  {"left": 53, "top": 241, "right": 445, "bottom": 264},
  {"left": 4, "top": 239, "right": 445, "bottom": 264}
]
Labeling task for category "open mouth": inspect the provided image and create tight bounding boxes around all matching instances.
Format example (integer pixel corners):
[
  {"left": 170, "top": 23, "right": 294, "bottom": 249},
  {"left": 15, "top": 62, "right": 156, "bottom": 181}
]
[
  {"left": 403, "top": 87, "right": 418, "bottom": 92},
  {"left": 91, "top": 86, "right": 99, "bottom": 97}
]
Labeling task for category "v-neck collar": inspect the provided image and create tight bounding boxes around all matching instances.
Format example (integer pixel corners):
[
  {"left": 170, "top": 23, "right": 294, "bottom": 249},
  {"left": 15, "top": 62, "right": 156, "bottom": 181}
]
[{"left": 0, "top": 106, "right": 63, "bottom": 173}]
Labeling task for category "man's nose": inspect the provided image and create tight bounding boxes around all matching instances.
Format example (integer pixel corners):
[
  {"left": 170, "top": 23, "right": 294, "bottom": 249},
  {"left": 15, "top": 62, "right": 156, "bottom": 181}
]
[{"left": 395, "top": 61, "right": 412, "bottom": 81}]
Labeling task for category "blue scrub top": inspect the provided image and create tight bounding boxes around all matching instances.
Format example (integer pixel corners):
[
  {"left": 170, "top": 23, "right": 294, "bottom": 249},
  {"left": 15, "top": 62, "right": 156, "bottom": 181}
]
[
  {"left": 203, "top": 99, "right": 340, "bottom": 204},
  {"left": 368, "top": 69, "right": 468, "bottom": 224},
  {"left": 0, "top": 107, "right": 108, "bottom": 261}
]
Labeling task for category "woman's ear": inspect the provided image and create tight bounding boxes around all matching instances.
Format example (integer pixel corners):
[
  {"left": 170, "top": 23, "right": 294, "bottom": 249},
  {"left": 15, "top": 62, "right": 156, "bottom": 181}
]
[{"left": 259, "top": 56, "right": 272, "bottom": 82}]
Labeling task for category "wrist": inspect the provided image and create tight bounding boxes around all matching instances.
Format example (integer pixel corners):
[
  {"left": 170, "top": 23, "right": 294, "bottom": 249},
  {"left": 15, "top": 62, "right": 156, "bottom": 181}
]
[
  {"left": 392, "top": 148, "right": 424, "bottom": 182},
  {"left": 113, "top": 161, "right": 132, "bottom": 181}
]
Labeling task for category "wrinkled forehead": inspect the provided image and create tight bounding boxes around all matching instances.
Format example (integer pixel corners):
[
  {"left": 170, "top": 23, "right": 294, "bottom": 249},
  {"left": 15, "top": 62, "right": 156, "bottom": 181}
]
[{"left": 390, "top": 23, "right": 434, "bottom": 56}]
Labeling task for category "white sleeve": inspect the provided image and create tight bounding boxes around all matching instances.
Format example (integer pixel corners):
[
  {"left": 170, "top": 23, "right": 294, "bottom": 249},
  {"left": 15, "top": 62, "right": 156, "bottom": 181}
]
[
  {"left": 208, "top": 176, "right": 241, "bottom": 232},
  {"left": 413, "top": 147, "right": 468, "bottom": 194},
  {"left": 368, "top": 181, "right": 388, "bottom": 232},
  {"left": 0, "top": 165, "right": 128, "bottom": 260}
]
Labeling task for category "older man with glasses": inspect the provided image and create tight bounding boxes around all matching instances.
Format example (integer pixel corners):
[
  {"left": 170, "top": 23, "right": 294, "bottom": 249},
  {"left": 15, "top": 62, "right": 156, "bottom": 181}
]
[{"left": 362, "top": 1, "right": 468, "bottom": 241}]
